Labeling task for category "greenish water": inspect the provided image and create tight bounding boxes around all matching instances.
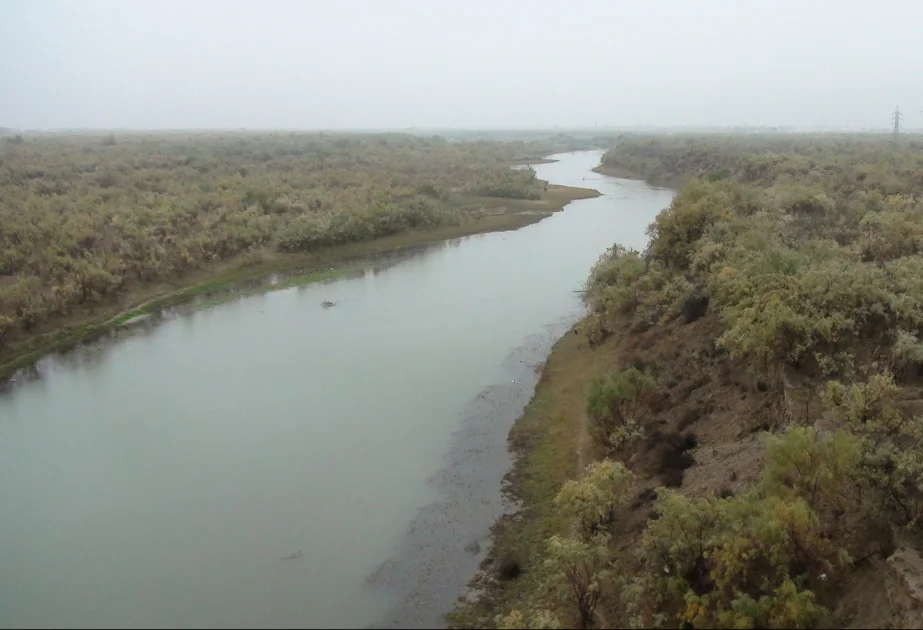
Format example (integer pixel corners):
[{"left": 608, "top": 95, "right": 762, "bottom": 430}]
[{"left": 0, "top": 151, "right": 673, "bottom": 629}]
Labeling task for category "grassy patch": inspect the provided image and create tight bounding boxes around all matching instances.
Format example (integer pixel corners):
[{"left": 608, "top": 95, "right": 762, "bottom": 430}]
[
  {"left": 447, "top": 324, "right": 611, "bottom": 628},
  {"left": 191, "top": 267, "right": 355, "bottom": 311},
  {"left": 112, "top": 310, "right": 145, "bottom": 327},
  {"left": 182, "top": 280, "right": 227, "bottom": 298},
  {"left": 274, "top": 267, "right": 352, "bottom": 289}
]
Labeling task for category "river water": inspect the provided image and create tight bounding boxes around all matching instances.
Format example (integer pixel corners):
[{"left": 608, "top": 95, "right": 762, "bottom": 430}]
[{"left": 0, "top": 151, "right": 672, "bottom": 629}]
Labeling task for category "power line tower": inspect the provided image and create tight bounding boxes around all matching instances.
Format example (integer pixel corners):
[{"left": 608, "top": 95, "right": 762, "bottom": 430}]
[{"left": 892, "top": 105, "right": 903, "bottom": 140}]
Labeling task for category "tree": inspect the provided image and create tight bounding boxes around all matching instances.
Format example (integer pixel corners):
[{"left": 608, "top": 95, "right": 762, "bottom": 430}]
[
  {"left": 825, "top": 373, "right": 923, "bottom": 526},
  {"left": 761, "top": 426, "right": 861, "bottom": 513},
  {"left": 633, "top": 489, "right": 833, "bottom": 629},
  {"left": 554, "top": 459, "right": 633, "bottom": 537},
  {"left": 544, "top": 534, "right": 612, "bottom": 629}
]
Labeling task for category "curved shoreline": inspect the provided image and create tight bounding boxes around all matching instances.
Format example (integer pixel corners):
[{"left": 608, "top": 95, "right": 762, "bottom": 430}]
[
  {"left": 590, "top": 163, "right": 646, "bottom": 180},
  {"left": 445, "top": 167, "right": 676, "bottom": 628},
  {"left": 591, "top": 163, "right": 684, "bottom": 190},
  {"left": 366, "top": 315, "right": 579, "bottom": 629},
  {"left": 364, "top": 152, "right": 664, "bottom": 629},
  {"left": 0, "top": 182, "right": 599, "bottom": 382}
]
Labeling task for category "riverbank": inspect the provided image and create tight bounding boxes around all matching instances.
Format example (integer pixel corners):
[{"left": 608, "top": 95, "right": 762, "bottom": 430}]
[
  {"left": 590, "top": 164, "right": 645, "bottom": 180},
  {"left": 0, "top": 150, "right": 677, "bottom": 629},
  {"left": 515, "top": 158, "right": 558, "bottom": 166},
  {"left": 452, "top": 135, "right": 923, "bottom": 629},
  {"left": 445, "top": 322, "right": 604, "bottom": 628},
  {"left": 447, "top": 171, "right": 783, "bottom": 629},
  {"left": 448, "top": 302, "right": 804, "bottom": 628},
  {"left": 367, "top": 316, "right": 581, "bottom": 629},
  {"left": 591, "top": 164, "right": 684, "bottom": 190},
  {"left": 0, "top": 183, "right": 598, "bottom": 380},
  {"left": 445, "top": 161, "right": 680, "bottom": 629},
  {"left": 360, "top": 153, "right": 675, "bottom": 629}
]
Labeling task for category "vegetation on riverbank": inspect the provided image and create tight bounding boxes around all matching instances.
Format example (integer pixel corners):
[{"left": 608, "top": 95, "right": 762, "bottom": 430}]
[
  {"left": 0, "top": 132, "right": 599, "bottom": 378},
  {"left": 452, "top": 133, "right": 923, "bottom": 629}
]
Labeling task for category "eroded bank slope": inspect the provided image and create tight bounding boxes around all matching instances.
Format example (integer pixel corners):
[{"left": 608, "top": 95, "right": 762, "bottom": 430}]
[{"left": 451, "top": 134, "right": 923, "bottom": 629}]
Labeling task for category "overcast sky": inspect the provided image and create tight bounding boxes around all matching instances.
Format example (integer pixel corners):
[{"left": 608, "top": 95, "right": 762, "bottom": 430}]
[{"left": 2, "top": 0, "right": 922, "bottom": 131}]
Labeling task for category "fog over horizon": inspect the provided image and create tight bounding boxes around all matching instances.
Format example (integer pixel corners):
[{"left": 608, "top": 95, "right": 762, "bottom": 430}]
[{"left": 3, "top": 0, "right": 923, "bottom": 132}]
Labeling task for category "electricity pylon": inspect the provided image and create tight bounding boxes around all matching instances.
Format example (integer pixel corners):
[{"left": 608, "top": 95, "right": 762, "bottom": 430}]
[{"left": 892, "top": 105, "right": 903, "bottom": 139}]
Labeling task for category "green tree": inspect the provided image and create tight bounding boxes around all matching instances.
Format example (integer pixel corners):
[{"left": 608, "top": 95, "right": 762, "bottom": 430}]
[
  {"left": 825, "top": 373, "right": 923, "bottom": 526},
  {"left": 544, "top": 534, "right": 612, "bottom": 629},
  {"left": 634, "top": 489, "right": 833, "bottom": 629},
  {"left": 761, "top": 426, "right": 862, "bottom": 512},
  {"left": 554, "top": 459, "right": 633, "bottom": 536}
]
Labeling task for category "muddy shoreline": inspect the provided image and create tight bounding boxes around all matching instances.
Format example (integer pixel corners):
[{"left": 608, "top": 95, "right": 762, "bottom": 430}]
[{"left": 365, "top": 314, "right": 580, "bottom": 628}]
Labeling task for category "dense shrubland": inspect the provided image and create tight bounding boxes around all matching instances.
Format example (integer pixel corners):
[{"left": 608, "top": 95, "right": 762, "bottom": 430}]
[
  {"left": 589, "top": 135, "right": 923, "bottom": 380},
  {"left": 493, "top": 135, "right": 923, "bottom": 628},
  {"left": 598, "top": 133, "right": 923, "bottom": 192},
  {"left": 0, "top": 132, "right": 552, "bottom": 344}
]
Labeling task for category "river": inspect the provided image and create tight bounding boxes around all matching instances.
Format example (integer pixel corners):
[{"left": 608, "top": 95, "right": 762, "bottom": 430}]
[{"left": 0, "top": 150, "right": 673, "bottom": 629}]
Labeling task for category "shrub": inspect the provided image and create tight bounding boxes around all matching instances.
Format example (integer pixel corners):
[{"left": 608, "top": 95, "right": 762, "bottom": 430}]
[
  {"left": 585, "top": 367, "right": 656, "bottom": 450},
  {"left": 714, "top": 255, "right": 888, "bottom": 376},
  {"left": 555, "top": 460, "right": 633, "bottom": 536},
  {"left": 761, "top": 426, "right": 862, "bottom": 513},
  {"left": 498, "top": 608, "right": 560, "bottom": 629},
  {"left": 583, "top": 246, "right": 647, "bottom": 337},
  {"left": 858, "top": 206, "right": 923, "bottom": 262},
  {"left": 825, "top": 373, "right": 923, "bottom": 526},
  {"left": 0, "top": 133, "right": 549, "bottom": 333},
  {"left": 890, "top": 330, "right": 923, "bottom": 377},
  {"left": 646, "top": 179, "right": 735, "bottom": 270},
  {"left": 632, "top": 489, "right": 835, "bottom": 629}
]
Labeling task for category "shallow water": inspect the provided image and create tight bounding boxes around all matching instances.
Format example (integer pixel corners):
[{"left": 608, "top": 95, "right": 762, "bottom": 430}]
[{"left": 0, "top": 151, "right": 672, "bottom": 629}]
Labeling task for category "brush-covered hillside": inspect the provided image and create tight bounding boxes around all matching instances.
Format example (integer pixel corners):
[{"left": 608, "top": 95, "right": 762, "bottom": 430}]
[{"left": 453, "top": 133, "right": 923, "bottom": 630}]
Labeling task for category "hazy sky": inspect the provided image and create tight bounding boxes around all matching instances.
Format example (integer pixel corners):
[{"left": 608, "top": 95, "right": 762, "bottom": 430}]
[{"left": 2, "top": 0, "right": 922, "bottom": 130}]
